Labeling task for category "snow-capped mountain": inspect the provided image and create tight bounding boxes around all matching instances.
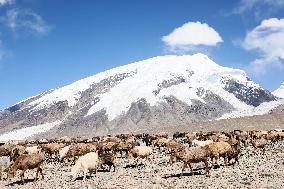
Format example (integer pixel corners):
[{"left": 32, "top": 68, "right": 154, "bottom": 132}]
[
  {"left": 0, "top": 53, "right": 281, "bottom": 140},
  {"left": 273, "top": 82, "right": 284, "bottom": 98}
]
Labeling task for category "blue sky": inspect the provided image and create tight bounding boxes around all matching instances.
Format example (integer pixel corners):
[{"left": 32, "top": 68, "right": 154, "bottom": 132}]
[{"left": 0, "top": 0, "right": 284, "bottom": 109}]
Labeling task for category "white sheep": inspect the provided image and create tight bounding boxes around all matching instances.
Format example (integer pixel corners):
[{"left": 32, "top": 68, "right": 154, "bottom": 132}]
[
  {"left": 70, "top": 151, "right": 99, "bottom": 181},
  {"left": 191, "top": 139, "right": 213, "bottom": 147},
  {"left": 25, "top": 146, "right": 41, "bottom": 154},
  {"left": 128, "top": 146, "right": 153, "bottom": 166}
]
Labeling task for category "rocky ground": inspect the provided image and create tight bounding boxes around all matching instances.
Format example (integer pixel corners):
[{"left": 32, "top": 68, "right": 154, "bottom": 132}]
[{"left": 0, "top": 140, "right": 284, "bottom": 189}]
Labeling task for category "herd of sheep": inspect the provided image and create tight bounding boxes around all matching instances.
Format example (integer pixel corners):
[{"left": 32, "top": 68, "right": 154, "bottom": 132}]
[{"left": 0, "top": 129, "right": 283, "bottom": 186}]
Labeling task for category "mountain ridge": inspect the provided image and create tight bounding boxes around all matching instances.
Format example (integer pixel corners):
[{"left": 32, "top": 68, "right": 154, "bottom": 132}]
[{"left": 0, "top": 53, "right": 282, "bottom": 141}]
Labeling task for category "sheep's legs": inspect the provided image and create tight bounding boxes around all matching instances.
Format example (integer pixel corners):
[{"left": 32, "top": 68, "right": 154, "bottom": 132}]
[
  {"left": 213, "top": 157, "right": 219, "bottom": 168},
  {"left": 134, "top": 158, "right": 138, "bottom": 167},
  {"left": 20, "top": 170, "right": 25, "bottom": 184},
  {"left": 262, "top": 148, "right": 265, "bottom": 155},
  {"left": 188, "top": 163, "right": 193, "bottom": 175},
  {"left": 112, "top": 163, "right": 116, "bottom": 172},
  {"left": 35, "top": 168, "right": 39, "bottom": 181},
  {"left": 181, "top": 162, "right": 188, "bottom": 176},
  {"left": 39, "top": 167, "right": 44, "bottom": 180},
  {"left": 83, "top": 169, "right": 87, "bottom": 181},
  {"left": 35, "top": 167, "right": 44, "bottom": 181},
  {"left": 204, "top": 160, "right": 210, "bottom": 176},
  {"left": 181, "top": 162, "right": 189, "bottom": 176},
  {"left": 235, "top": 156, "right": 239, "bottom": 165},
  {"left": 145, "top": 156, "right": 150, "bottom": 167},
  {"left": 224, "top": 156, "right": 229, "bottom": 167}
]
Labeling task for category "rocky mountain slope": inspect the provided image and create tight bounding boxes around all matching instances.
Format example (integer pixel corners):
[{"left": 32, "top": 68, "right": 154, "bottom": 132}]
[{"left": 0, "top": 53, "right": 282, "bottom": 140}]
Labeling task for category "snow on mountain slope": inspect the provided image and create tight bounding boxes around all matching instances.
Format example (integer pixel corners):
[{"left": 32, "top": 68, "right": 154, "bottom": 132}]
[
  {"left": 0, "top": 121, "right": 61, "bottom": 142},
  {"left": 273, "top": 82, "right": 284, "bottom": 98},
  {"left": 85, "top": 53, "right": 262, "bottom": 120}
]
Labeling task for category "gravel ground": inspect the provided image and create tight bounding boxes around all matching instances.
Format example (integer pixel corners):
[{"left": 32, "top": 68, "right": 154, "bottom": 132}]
[{"left": 0, "top": 141, "right": 284, "bottom": 189}]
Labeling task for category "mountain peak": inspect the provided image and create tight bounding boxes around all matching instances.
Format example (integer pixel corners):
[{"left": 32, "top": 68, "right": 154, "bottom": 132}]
[{"left": 273, "top": 82, "right": 284, "bottom": 98}]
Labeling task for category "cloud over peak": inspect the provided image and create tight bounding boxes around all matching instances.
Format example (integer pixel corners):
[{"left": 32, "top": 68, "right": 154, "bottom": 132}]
[
  {"left": 4, "top": 8, "right": 52, "bottom": 36},
  {"left": 243, "top": 18, "right": 284, "bottom": 75},
  {"left": 162, "top": 21, "right": 223, "bottom": 53}
]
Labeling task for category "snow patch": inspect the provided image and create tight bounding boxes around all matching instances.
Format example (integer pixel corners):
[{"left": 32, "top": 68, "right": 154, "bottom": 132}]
[
  {"left": 218, "top": 99, "right": 284, "bottom": 120},
  {"left": 0, "top": 121, "right": 61, "bottom": 142}
]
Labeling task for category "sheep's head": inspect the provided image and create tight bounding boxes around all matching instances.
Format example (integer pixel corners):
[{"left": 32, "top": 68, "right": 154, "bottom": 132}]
[
  {"left": 169, "top": 154, "right": 177, "bottom": 164},
  {"left": 127, "top": 150, "right": 134, "bottom": 159},
  {"left": 128, "top": 148, "right": 138, "bottom": 159}
]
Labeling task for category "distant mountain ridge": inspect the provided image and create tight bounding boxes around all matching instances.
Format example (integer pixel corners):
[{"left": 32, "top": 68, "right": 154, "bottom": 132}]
[{"left": 0, "top": 53, "right": 282, "bottom": 140}]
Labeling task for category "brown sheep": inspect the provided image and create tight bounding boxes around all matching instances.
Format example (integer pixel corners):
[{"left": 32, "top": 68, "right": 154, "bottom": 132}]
[
  {"left": 165, "top": 140, "right": 185, "bottom": 155},
  {"left": 265, "top": 131, "right": 279, "bottom": 143},
  {"left": 156, "top": 132, "right": 168, "bottom": 139},
  {"left": 10, "top": 145, "right": 26, "bottom": 162},
  {"left": 99, "top": 152, "right": 115, "bottom": 172},
  {"left": 115, "top": 134, "right": 133, "bottom": 141},
  {"left": 251, "top": 137, "right": 267, "bottom": 154},
  {"left": 41, "top": 143, "right": 65, "bottom": 160},
  {"left": 6, "top": 153, "right": 44, "bottom": 184},
  {"left": 58, "top": 136, "right": 72, "bottom": 144},
  {"left": 61, "top": 143, "right": 97, "bottom": 163},
  {"left": 128, "top": 146, "right": 152, "bottom": 167},
  {"left": 98, "top": 141, "right": 119, "bottom": 154},
  {"left": 125, "top": 136, "right": 137, "bottom": 143},
  {"left": 0, "top": 144, "right": 15, "bottom": 157},
  {"left": 227, "top": 136, "right": 240, "bottom": 147},
  {"left": 102, "top": 136, "right": 121, "bottom": 143},
  {"left": 153, "top": 137, "right": 170, "bottom": 150},
  {"left": 116, "top": 142, "right": 133, "bottom": 157},
  {"left": 170, "top": 147, "right": 210, "bottom": 176},
  {"left": 204, "top": 141, "right": 232, "bottom": 167},
  {"left": 227, "top": 146, "right": 241, "bottom": 165}
]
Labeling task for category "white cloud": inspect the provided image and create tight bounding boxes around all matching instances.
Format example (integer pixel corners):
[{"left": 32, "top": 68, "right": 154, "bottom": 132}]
[
  {"left": 162, "top": 21, "right": 223, "bottom": 53},
  {"left": 4, "top": 8, "right": 52, "bottom": 35},
  {"left": 0, "top": 0, "right": 15, "bottom": 6},
  {"left": 233, "top": 0, "right": 284, "bottom": 18},
  {"left": 243, "top": 18, "right": 284, "bottom": 75}
]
